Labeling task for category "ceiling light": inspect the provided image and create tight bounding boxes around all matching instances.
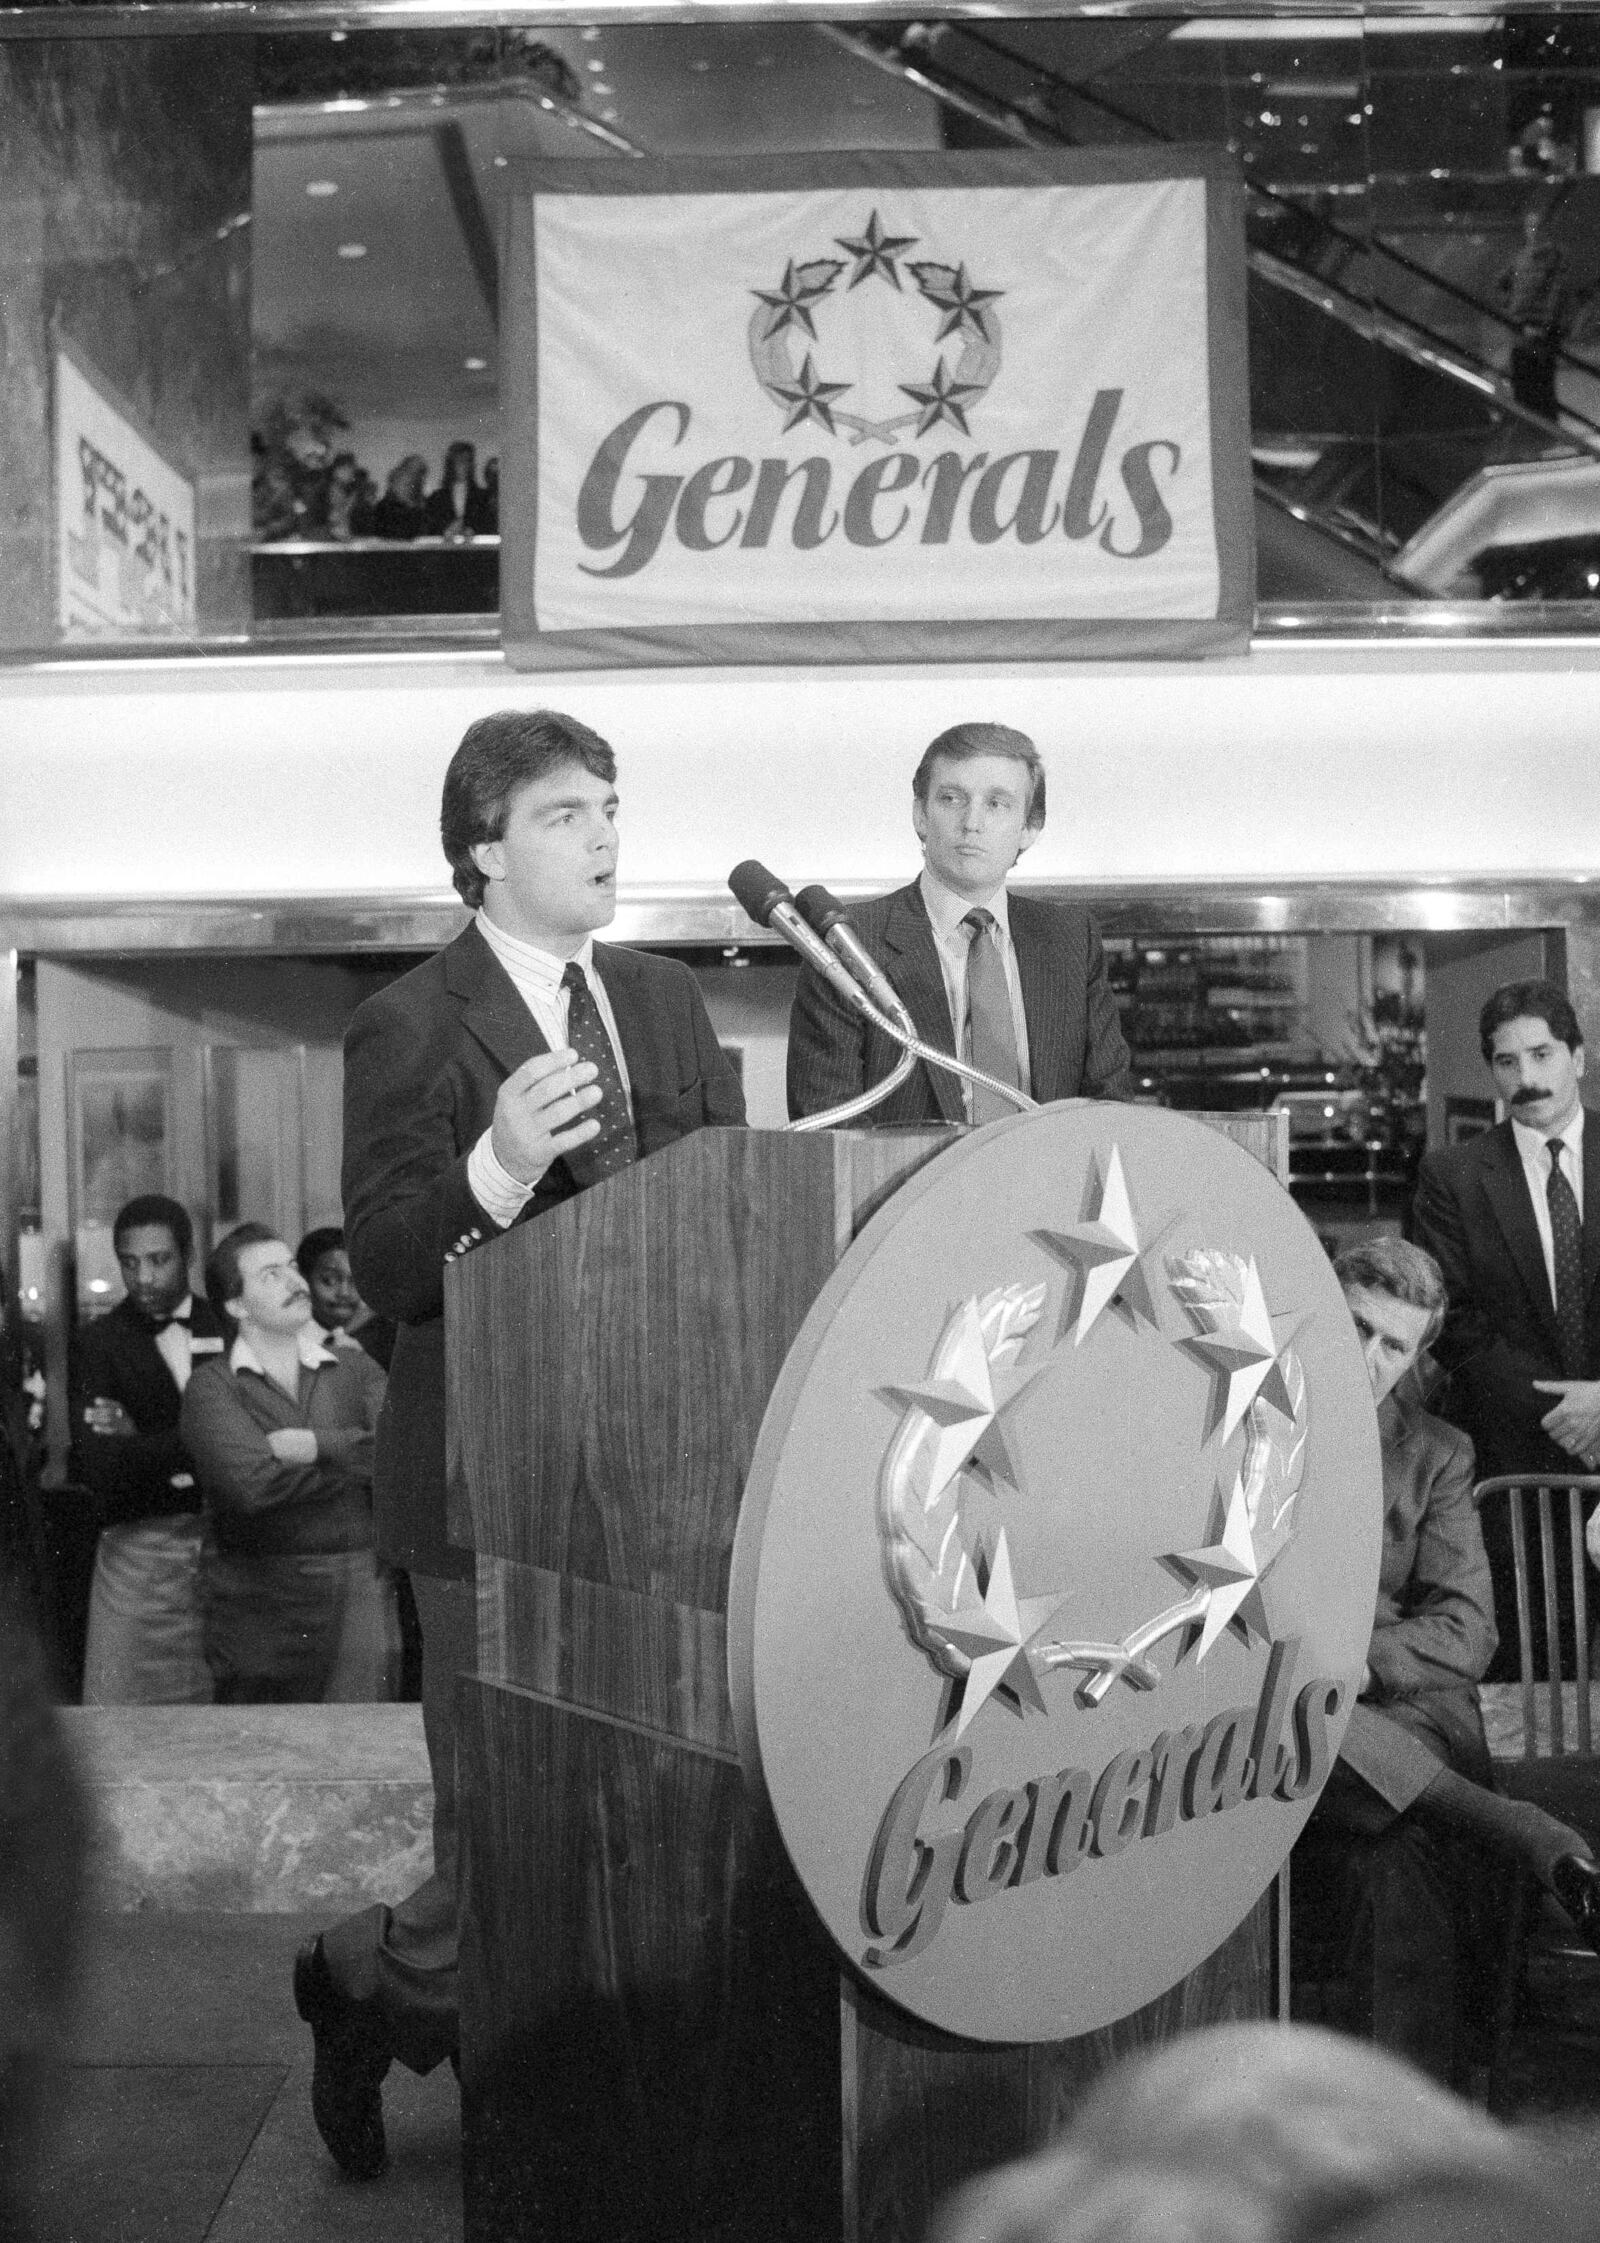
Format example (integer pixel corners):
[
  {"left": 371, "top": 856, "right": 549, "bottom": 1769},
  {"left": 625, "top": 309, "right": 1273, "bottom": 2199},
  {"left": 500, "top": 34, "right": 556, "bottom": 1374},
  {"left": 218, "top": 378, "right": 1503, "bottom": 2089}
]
[
  {"left": 329, "top": 27, "right": 346, "bottom": 39},
  {"left": 337, "top": 242, "right": 367, "bottom": 259},
  {"left": 592, "top": 83, "right": 613, "bottom": 96},
  {"left": 306, "top": 180, "right": 339, "bottom": 198},
  {"left": 586, "top": 58, "right": 606, "bottom": 71},
  {"left": 580, "top": 23, "right": 600, "bottom": 37},
  {"left": 464, "top": 356, "right": 488, "bottom": 370}
]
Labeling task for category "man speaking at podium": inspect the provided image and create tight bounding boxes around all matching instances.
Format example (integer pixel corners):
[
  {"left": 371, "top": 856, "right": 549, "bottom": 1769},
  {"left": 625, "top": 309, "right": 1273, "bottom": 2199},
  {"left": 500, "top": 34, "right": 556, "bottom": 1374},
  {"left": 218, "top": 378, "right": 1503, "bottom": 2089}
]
[
  {"left": 786, "top": 722, "right": 1132, "bottom": 1124},
  {"left": 293, "top": 708, "right": 743, "bottom": 2180}
]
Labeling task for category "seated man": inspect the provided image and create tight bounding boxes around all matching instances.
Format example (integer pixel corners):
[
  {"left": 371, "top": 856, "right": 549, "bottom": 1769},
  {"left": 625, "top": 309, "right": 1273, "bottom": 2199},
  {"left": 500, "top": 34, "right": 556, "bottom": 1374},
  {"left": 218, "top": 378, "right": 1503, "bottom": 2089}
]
[
  {"left": 1299, "top": 1236, "right": 1600, "bottom": 2085},
  {"left": 181, "top": 1222, "right": 390, "bottom": 1703},
  {"left": 786, "top": 721, "right": 1131, "bottom": 1124},
  {"left": 73, "top": 1194, "right": 225, "bottom": 1705}
]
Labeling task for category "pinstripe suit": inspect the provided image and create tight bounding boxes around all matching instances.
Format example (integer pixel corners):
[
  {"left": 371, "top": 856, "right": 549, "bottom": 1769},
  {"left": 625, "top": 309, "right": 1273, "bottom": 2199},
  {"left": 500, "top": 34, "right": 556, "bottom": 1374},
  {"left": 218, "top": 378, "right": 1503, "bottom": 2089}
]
[{"left": 785, "top": 880, "right": 1133, "bottom": 1124}]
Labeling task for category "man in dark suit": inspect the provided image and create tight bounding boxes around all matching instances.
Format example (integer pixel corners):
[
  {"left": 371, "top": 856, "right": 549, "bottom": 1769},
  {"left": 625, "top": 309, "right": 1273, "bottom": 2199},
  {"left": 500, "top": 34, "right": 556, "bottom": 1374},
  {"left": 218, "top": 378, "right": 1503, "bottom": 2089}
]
[
  {"left": 1298, "top": 1238, "right": 1600, "bottom": 2085},
  {"left": 72, "top": 1193, "right": 226, "bottom": 1704},
  {"left": 293, "top": 708, "right": 744, "bottom": 2181},
  {"left": 786, "top": 721, "right": 1131, "bottom": 1124},
  {"left": 1412, "top": 979, "right": 1600, "bottom": 1666}
]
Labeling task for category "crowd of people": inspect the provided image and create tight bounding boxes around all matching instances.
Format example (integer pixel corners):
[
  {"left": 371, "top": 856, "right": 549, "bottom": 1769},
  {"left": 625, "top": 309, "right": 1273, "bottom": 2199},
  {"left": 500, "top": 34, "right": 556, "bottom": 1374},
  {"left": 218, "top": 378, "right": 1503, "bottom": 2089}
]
[
  {"left": 251, "top": 433, "right": 499, "bottom": 545},
  {"left": 6, "top": 708, "right": 1600, "bottom": 2219}
]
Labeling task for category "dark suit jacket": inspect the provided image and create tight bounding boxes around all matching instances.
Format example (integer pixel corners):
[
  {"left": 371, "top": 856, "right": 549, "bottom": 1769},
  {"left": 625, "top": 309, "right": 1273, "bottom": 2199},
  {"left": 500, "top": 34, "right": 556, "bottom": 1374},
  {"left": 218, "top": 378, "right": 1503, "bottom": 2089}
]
[
  {"left": 785, "top": 881, "right": 1133, "bottom": 1124},
  {"left": 1412, "top": 1112, "right": 1600, "bottom": 1480},
  {"left": 343, "top": 921, "right": 745, "bottom": 1579},
  {"left": 70, "top": 1295, "right": 228, "bottom": 1529},
  {"left": 1339, "top": 1394, "right": 1496, "bottom": 1816}
]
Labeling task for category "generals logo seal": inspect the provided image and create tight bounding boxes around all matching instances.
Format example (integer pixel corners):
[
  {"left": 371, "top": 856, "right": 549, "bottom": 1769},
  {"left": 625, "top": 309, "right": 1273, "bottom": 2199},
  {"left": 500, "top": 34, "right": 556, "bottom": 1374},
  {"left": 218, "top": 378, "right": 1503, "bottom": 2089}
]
[{"left": 728, "top": 1106, "right": 1381, "bottom": 2043}]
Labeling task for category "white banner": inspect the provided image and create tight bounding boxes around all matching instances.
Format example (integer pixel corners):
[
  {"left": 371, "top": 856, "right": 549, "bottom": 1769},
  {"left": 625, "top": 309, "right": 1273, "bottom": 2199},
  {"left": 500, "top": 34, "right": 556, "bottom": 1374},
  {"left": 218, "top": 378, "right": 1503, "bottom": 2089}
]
[
  {"left": 55, "top": 343, "right": 196, "bottom": 639},
  {"left": 505, "top": 152, "right": 1252, "bottom": 667}
]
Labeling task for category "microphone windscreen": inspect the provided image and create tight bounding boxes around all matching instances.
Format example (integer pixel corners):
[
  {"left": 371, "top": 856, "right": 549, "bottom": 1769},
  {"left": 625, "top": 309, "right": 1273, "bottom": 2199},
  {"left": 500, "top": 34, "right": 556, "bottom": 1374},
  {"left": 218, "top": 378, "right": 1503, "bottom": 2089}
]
[
  {"left": 728, "top": 859, "right": 792, "bottom": 927},
  {"left": 794, "top": 884, "right": 849, "bottom": 936}
]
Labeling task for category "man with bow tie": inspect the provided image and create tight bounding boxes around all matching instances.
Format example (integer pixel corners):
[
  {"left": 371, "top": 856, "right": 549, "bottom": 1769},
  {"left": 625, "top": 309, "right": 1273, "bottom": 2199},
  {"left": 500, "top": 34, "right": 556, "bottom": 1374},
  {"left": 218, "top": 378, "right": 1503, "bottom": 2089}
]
[{"left": 71, "top": 1193, "right": 226, "bottom": 1704}]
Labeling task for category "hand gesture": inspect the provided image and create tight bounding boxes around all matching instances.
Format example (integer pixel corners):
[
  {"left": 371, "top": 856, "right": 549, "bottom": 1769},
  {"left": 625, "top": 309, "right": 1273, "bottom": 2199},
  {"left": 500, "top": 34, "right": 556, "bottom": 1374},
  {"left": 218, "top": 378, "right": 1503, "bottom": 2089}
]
[
  {"left": 84, "top": 1397, "right": 136, "bottom": 1439},
  {"left": 1535, "top": 1378, "right": 1600, "bottom": 1466},
  {"left": 490, "top": 1046, "right": 603, "bottom": 1187}
]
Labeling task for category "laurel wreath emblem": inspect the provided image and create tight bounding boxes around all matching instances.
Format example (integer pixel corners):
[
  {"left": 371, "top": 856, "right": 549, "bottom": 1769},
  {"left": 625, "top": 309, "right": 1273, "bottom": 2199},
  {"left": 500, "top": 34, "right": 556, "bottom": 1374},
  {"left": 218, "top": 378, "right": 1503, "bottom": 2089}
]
[
  {"left": 747, "top": 210, "right": 1004, "bottom": 447},
  {"left": 878, "top": 1239, "right": 1308, "bottom": 1729}
]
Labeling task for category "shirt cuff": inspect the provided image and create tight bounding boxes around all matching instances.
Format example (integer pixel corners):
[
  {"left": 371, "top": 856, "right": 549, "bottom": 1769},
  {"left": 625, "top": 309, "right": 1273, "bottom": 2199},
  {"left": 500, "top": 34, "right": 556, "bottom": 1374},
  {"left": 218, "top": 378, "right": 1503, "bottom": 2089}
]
[{"left": 467, "top": 1128, "right": 536, "bottom": 1230}]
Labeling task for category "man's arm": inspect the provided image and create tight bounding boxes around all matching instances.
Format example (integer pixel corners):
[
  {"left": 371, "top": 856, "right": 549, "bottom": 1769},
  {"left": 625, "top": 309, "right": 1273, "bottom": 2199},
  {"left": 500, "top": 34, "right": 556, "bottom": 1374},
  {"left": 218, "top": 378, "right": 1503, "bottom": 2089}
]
[
  {"left": 786, "top": 957, "right": 869, "bottom": 1121},
  {"left": 1078, "top": 917, "right": 1134, "bottom": 1102},
  {"left": 1365, "top": 1425, "right": 1497, "bottom": 1698},
  {"left": 180, "top": 1363, "right": 368, "bottom": 1517},
  {"left": 70, "top": 1324, "right": 195, "bottom": 1526}
]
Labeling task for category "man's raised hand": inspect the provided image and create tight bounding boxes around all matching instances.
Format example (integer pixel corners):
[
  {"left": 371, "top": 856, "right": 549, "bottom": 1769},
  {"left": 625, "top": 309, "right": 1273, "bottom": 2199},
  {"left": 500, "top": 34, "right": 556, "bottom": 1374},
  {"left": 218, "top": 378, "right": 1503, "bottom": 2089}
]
[{"left": 490, "top": 1046, "right": 603, "bottom": 1185}]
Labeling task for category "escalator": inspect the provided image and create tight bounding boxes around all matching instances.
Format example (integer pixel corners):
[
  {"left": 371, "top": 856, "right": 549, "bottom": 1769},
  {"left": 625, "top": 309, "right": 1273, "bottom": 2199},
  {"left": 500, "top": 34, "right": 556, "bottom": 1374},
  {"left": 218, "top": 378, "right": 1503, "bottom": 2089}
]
[{"left": 824, "top": 17, "right": 1600, "bottom": 605}]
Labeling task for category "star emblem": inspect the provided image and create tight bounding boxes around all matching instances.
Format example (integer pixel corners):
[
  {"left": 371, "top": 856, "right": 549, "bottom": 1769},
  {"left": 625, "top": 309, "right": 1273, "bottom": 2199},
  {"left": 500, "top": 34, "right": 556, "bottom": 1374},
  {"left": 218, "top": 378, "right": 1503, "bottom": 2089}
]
[
  {"left": 770, "top": 353, "right": 851, "bottom": 435},
  {"left": 1178, "top": 1257, "right": 1301, "bottom": 1444},
  {"left": 940, "top": 1531, "right": 1066, "bottom": 1738},
  {"left": 879, "top": 1296, "right": 1049, "bottom": 1503},
  {"left": 751, "top": 258, "right": 841, "bottom": 343},
  {"left": 909, "top": 259, "right": 1004, "bottom": 343},
  {"left": 899, "top": 359, "right": 984, "bottom": 438},
  {"left": 1161, "top": 1475, "right": 1278, "bottom": 1658},
  {"left": 1031, "top": 1145, "right": 1172, "bottom": 1345},
  {"left": 835, "top": 208, "right": 918, "bottom": 290}
]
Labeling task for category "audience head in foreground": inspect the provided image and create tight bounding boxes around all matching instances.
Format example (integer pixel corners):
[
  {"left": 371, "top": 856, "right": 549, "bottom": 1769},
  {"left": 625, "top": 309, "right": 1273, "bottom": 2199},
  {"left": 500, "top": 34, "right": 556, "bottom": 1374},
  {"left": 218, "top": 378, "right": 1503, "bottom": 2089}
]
[{"left": 930, "top": 2023, "right": 1575, "bottom": 2243}]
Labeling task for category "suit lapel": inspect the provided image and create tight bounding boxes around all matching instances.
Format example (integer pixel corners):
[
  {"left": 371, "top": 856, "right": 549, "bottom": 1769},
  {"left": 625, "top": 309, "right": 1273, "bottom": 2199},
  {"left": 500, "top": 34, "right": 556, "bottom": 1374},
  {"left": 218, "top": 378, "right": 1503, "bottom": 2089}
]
[
  {"left": 446, "top": 920, "right": 549, "bottom": 1080},
  {"left": 591, "top": 942, "right": 654, "bottom": 1084},
  {"left": 882, "top": 885, "right": 965, "bottom": 1124},
  {"left": 1009, "top": 898, "right": 1060, "bottom": 1105},
  {"left": 1582, "top": 1105, "right": 1600, "bottom": 1299},
  {"left": 1480, "top": 1123, "right": 1561, "bottom": 1347}
]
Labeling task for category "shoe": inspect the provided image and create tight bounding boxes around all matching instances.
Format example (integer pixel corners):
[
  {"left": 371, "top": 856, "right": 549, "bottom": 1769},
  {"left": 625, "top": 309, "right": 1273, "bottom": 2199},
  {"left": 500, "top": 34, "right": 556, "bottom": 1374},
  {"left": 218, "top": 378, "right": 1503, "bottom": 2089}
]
[
  {"left": 1549, "top": 1854, "right": 1600, "bottom": 1958},
  {"left": 293, "top": 1935, "right": 392, "bottom": 2181}
]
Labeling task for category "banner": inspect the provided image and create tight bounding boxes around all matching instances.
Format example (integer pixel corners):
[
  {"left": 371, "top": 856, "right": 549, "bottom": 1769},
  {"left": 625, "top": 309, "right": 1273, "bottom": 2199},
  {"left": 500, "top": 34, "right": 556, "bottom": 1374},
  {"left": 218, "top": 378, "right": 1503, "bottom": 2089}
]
[
  {"left": 55, "top": 339, "right": 196, "bottom": 639},
  {"left": 502, "top": 150, "right": 1253, "bottom": 669}
]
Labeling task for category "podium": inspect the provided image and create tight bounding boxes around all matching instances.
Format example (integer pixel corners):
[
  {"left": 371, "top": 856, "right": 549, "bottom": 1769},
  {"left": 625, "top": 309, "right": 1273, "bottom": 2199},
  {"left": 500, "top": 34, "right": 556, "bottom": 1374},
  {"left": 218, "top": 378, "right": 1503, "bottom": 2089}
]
[{"left": 448, "top": 1117, "right": 1286, "bottom": 2243}]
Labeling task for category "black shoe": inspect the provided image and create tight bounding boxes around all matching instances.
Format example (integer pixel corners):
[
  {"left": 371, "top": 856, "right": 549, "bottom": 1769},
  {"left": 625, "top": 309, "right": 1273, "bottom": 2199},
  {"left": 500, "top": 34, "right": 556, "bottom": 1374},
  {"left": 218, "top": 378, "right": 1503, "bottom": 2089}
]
[
  {"left": 293, "top": 1936, "right": 392, "bottom": 2181},
  {"left": 1550, "top": 1854, "right": 1600, "bottom": 1958}
]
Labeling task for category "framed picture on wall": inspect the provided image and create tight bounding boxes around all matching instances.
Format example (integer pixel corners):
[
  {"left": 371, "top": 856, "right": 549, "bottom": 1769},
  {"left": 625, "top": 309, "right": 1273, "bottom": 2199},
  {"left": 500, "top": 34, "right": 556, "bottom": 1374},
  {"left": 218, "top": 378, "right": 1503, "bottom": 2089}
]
[
  {"left": 69, "top": 1047, "right": 174, "bottom": 1316},
  {"left": 1444, "top": 1095, "right": 1496, "bottom": 1146}
]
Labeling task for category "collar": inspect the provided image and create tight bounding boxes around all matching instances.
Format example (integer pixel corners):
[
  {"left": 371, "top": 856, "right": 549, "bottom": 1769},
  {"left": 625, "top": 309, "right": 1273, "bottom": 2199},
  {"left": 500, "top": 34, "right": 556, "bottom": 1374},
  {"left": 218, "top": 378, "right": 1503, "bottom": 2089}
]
[
  {"left": 1512, "top": 1103, "right": 1586, "bottom": 1167},
  {"left": 229, "top": 1322, "right": 340, "bottom": 1379},
  {"left": 475, "top": 908, "right": 594, "bottom": 990},
  {"left": 918, "top": 867, "right": 1012, "bottom": 946}
]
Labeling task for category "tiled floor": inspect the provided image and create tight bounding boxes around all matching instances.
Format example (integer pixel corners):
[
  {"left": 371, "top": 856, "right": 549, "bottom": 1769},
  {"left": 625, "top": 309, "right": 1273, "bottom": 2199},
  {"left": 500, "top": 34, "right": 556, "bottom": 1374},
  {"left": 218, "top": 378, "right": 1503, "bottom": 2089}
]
[{"left": 35, "top": 1913, "right": 461, "bottom": 2243}]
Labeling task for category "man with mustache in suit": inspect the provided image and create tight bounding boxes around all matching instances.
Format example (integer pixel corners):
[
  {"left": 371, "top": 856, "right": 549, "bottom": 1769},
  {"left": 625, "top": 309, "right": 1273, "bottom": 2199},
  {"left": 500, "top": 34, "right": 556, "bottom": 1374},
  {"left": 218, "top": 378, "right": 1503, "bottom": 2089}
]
[
  {"left": 1413, "top": 979, "right": 1600, "bottom": 1674},
  {"left": 291, "top": 708, "right": 744, "bottom": 2180},
  {"left": 785, "top": 721, "right": 1132, "bottom": 1126}
]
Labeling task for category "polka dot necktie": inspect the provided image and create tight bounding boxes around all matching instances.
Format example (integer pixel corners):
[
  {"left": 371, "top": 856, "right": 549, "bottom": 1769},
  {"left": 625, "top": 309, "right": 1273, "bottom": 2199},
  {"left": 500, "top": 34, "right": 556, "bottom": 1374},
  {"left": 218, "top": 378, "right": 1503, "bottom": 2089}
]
[
  {"left": 962, "top": 908, "right": 1022, "bottom": 1127},
  {"left": 1547, "top": 1137, "right": 1587, "bottom": 1377},
  {"left": 561, "top": 961, "right": 637, "bottom": 1187}
]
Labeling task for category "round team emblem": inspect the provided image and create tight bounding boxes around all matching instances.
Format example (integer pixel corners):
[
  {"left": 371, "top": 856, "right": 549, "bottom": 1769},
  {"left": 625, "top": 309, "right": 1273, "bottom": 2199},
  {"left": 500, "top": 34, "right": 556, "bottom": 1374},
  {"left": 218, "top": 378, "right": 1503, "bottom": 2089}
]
[
  {"left": 728, "top": 1105, "right": 1382, "bottom": 2043},
  {"left": 747, "top": 206, "right": 1004, "bottom": 445}
]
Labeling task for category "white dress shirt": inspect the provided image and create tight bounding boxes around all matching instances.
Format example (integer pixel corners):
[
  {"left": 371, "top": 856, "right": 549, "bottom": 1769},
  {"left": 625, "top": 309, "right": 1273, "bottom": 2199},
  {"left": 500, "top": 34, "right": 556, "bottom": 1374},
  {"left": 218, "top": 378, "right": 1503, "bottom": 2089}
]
[
  {"left": 919, "top": 869, "right": 1033, "bottom": 1121},
  {"left": 1512, "top": 1102, "right": 1586, "bottom": 1311},
  {"left": 467, "top": 909, "right": 632, "bottom": 1229}
]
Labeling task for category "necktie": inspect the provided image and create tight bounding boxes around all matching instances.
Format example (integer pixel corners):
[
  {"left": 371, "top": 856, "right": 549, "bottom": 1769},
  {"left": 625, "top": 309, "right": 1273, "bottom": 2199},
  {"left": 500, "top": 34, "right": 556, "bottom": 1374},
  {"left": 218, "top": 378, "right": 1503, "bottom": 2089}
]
[
  {"left": 561, "top": 962, "right": 637, "bottom": 1187},
  {"left": 1547, "top": 1137, "right": 1587, "bottom": 1377},
  {"left": 962, "top": 909, "right": 1022, "bottom": 1127}
]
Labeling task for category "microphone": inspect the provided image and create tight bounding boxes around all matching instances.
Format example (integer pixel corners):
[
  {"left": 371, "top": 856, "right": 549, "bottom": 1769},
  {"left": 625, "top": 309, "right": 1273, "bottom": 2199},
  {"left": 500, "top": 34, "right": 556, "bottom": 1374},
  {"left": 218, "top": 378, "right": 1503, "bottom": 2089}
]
[
  {"left": 728, "top": 861, "right": 885, "bottom": 1019},
  {"left": 794, "top": 886, "right": 912, "bottom": 1027}
]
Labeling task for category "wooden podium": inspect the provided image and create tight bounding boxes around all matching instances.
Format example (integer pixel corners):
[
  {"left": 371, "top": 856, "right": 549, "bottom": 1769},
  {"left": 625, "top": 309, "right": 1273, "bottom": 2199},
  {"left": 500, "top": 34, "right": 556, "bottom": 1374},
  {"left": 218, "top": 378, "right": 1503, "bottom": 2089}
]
[{"left": 448, "top": 1117, "right": 1285, "bottom": 2243}]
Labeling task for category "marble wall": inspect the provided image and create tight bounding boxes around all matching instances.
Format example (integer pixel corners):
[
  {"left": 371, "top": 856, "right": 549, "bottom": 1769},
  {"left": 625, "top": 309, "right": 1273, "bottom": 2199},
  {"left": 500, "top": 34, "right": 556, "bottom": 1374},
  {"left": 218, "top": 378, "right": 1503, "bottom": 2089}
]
[{"left": 0, "top": 32, "right": 252, "bottom": 650}]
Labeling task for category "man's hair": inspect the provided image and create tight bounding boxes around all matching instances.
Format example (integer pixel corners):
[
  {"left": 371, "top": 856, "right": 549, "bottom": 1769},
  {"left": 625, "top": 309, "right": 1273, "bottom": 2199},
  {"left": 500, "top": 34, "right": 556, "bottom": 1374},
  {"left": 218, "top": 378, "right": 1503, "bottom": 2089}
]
[
  {"left": 440, "top": 709, "right": 617, "bottom": 910},
  {"left": 911, "top": 722, "right": 1046, "bottom": 827},
  {"left": 1334, "top": 1236, "right": 1448, "bottom": 1349},
  {"left": 1479, "top": 978, "right": 1582, "bottom": 1062},
  {"left": 112, "top": 1194, "right": 192, "bottom": 1264},
  {"left": 204, "top": 1221, "right": 280, "bottom": 1325},
  {"left": 295, "top": 1225, "right": 345, "bottom": 1282}
]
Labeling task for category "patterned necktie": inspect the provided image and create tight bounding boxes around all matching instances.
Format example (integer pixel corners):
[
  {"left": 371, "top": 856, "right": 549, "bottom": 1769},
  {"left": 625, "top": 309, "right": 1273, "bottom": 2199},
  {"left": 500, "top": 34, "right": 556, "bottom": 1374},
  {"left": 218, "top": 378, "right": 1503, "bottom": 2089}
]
[
  {"left": 962, "top": 908, "right": 1022, "bottom": 1127},
  {"left": 560, "top": 961, "right": 637, "bottom": 1187},
  {"left": 1547, "top": 1137, "right": 1587, "bottom": 1377}
]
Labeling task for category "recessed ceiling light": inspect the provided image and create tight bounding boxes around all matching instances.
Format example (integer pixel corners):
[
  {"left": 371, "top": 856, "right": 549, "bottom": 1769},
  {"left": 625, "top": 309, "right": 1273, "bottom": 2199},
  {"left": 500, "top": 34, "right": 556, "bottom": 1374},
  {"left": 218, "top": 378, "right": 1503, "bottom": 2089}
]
[
  {"left": 586, "top": 58, "right": 606, "bottom": 71},
  {"left": 592, "top": 82, "right": 613, "bottom": 96},
  {"left": 580, "top": 23, "right": 600, "bottom": 37},
  {"left": 306, "top": 180, "right": 339, "bottom": 198},
  {"left": 464, "top": 356, "right": 488, "bottom": 371},
  {"left": 329, "top": 27, "right": 347, "bottom": 39},
  {"left": 337, "top": 242, "right": 367, "bottom": 259},
  {"left": 493, "top": 154, "right": 508, "bottom": 167}
]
